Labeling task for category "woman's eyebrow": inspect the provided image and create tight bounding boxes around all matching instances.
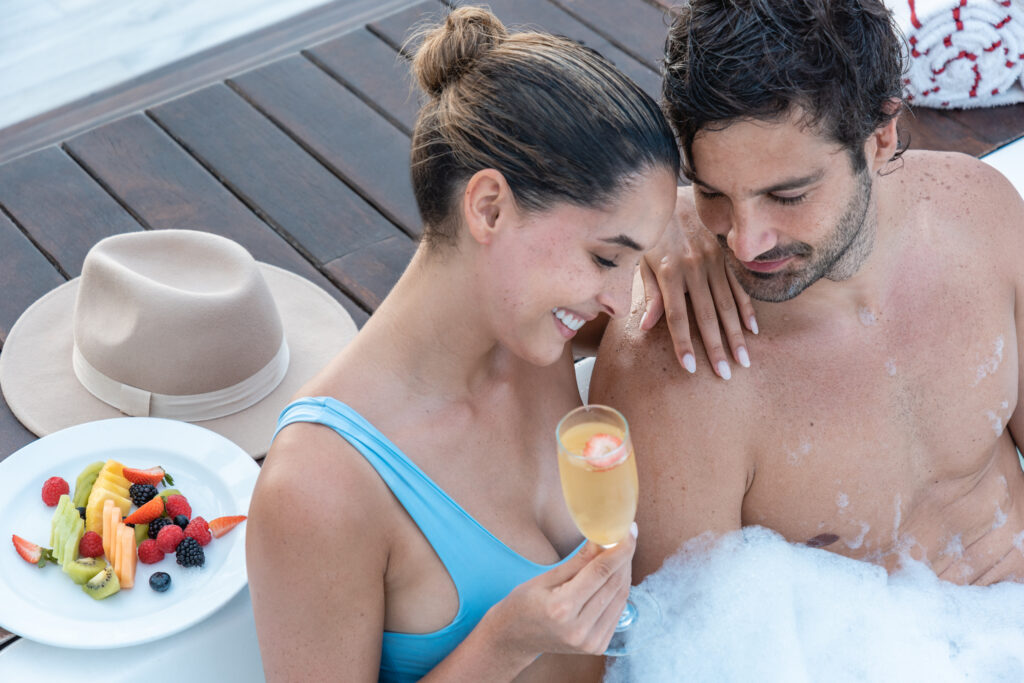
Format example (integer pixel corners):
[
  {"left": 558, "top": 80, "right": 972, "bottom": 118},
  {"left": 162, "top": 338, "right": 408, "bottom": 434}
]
[{"left": 600, "top": 234, "right": 644, "bottom": 251}]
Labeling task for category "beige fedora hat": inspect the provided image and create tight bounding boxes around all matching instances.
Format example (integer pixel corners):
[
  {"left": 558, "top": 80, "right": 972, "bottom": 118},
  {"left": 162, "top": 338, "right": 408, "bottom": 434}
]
[{"left": 0, "top": 229, "right": 357, "bottom": 457}]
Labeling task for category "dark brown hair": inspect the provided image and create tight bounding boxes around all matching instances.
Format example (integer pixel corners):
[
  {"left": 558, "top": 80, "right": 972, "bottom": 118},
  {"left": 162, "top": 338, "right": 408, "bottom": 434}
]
[
  {"left": 410, "top": 6, "right": 680, "bottom": 247},
  {"left": 663, "top": 0, "right": 906, "bottom": 175}
]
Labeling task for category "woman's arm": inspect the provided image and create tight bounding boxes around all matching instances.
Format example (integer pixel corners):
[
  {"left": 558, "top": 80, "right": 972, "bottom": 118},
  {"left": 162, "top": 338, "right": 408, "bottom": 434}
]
[{"left": 247, "top": 423, "right": 390, "bottom": 682}]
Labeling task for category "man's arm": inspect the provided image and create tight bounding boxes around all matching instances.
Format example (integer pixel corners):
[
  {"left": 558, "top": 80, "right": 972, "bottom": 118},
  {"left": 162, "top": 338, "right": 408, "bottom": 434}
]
[
  {"left": 1001, "top": 170, "right": 1024, "bottom": 449},
  {"left": 589, "top": 309, "right": 753, "bottom": 580}
]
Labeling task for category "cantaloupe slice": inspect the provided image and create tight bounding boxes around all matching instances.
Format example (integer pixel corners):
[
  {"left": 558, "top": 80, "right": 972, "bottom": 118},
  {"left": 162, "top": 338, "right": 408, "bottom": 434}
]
[{"left": 118, "top": 525, "right": 135, "bottom": 589}]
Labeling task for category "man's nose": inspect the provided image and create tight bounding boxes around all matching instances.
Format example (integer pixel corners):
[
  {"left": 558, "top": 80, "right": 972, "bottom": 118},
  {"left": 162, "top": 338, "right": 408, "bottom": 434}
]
[{"left": 726, "top": 204, "right": 777, "bottom": 262}]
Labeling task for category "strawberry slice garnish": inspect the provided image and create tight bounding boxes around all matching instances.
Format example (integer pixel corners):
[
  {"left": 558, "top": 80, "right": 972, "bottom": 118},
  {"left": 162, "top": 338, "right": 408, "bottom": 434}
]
[
  {"left": 12, "top": 534, "right": 55, "bottom": 568},
  {"left": 208, "top": 515, "right": 247, "bottom": 539},
  {"left": 122, "top": 466, "right": 173, "bottom": 487},
  {"left": 581, "top": 433, "right": 625, "bottom": 470},
  {"left": 124, "top": 495, "right": 165, "bottom": 524}
]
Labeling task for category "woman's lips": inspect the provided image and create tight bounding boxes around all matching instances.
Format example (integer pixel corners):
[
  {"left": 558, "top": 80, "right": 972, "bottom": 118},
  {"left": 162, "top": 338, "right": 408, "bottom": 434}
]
[{"left": 741, "top": 256, "right": 793, "bottom": 273}]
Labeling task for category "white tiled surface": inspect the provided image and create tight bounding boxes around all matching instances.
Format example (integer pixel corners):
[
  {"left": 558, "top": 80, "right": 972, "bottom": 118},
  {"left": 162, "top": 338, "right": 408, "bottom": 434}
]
[
  {"left": 982, "top": 138, "right": 1024, "bottom": 199},
  {"left": 0, "top": 0, "right": 335, "bottom": 130}
]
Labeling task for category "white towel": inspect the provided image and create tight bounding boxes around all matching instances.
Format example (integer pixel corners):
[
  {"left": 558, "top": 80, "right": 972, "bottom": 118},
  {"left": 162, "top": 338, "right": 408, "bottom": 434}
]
[{"left": 887, "top": 0, "right": 1024, "bottom": 108}]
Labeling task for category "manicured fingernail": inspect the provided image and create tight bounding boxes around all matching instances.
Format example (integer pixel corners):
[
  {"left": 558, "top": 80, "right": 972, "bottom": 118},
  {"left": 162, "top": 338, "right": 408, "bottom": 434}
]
[
  {"left": 717, "top": 360, "right": 732, "bottom": 380},
  {"left": 737, "top": 346, "right": 750, "bottom": 368},
  {"left": 749, "top": 316, "right": 759, "bottom": 335},
  {"left": 640, "top": 310, "right": 649, "bottom": 329},
  {"left": 630, "top": 522, "right": 638, "bottom": 538},
  {"left": 682, "top": 353, "right": 696, "bottom": 374}
]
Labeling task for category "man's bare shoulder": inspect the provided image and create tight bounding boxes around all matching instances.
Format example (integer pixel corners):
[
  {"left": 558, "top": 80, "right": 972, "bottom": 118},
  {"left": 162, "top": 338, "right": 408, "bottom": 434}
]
[{"left": 895, "top": 150, "right": 1022, "bottom": 226}]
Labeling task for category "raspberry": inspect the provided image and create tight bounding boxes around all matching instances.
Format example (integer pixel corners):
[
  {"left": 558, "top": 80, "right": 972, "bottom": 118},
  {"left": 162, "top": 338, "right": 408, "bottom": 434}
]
[
  {"left": 156, "top": 524, "right": 185, "bottom": 553},
  {"left": 78, "top": 531, "right": 104, "bottom": 558},
  {"left": 137, "top": 539, "right": 165, "bottom": 564},
  {"left": 129, "top": 483, "right": 159, "bottom": 507},
  {"left": 184, "top": 516, "right": 212, "bottom": 546},
  {"left": 148, "top": 517, "right": 173, "bottom": 539},
  {"left": 41, "top": 477, "right": 69, "bottom": 506},
  {"left": 165, "top": 494, "right": 191, "bottom": 520},
  {"left": 176, "top": 537, "right": 205, "bottom": 568}
]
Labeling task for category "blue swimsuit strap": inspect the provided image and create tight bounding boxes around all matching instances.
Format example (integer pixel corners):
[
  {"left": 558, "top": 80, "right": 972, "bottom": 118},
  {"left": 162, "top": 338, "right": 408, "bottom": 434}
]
[{"left": 274, "top": 397, "right": 565, "bottom": 590}]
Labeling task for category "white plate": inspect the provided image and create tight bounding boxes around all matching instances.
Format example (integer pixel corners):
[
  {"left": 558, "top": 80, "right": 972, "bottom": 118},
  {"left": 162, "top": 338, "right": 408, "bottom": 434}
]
[{"left": 0, "top": 417, "right": 260, "bottom": 649}]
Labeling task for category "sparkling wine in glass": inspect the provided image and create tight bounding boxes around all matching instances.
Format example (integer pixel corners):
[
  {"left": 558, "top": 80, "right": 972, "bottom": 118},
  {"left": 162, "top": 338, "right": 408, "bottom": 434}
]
[{"left": 556, "top": 404, "right": 656, "bottom": 656}]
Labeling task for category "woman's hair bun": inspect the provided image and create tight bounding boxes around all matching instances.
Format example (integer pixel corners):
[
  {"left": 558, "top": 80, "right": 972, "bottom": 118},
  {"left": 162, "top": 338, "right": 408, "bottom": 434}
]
[{"left": 413, "top": 7, "right": 509, "bottom": 97}]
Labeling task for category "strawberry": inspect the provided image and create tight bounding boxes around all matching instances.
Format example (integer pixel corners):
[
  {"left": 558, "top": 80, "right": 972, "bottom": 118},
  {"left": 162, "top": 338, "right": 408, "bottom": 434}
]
[
  {"left": 165, "top": 494, "right": 191, "bottom": 520},
  {"left": 12, "top": 535, "right": 55, "bottom": 568},
  {"left": 121, "top": 466, "right": 173, "bottom": 487},
  {"left": 156, "top": 524, "right": 185, "bottom": 553},
  {"left": 41, "top": 476, "right": 69, "bottom": 506},
  {"left": 78, "top": 531, "right": 104, "bottom": 558},
  {"left": 137, "top": 539, "right": 165, "bottom": 564},
  {"left": 124, "top": 495, "right": 165, "bottom": 524},
  {"left": 184, "top": 517, "right": 212, "bottom": 546},
  {"left": 581, "top": 433, "right": 626, "bottom": 470},
  {"left": 209, "top": 515, "right": 247, "bottom": 539}
]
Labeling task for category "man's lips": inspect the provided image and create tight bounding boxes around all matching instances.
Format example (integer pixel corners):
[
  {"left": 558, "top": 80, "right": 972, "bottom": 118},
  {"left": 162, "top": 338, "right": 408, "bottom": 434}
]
[{"left": 741, "top": 256, "right": 793, "bottom": 273}]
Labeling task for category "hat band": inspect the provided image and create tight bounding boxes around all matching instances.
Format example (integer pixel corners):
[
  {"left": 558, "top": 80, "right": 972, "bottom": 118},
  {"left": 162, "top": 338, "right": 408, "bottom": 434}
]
[{"left": 71, "top": 339, "right": 290, "bottom": 422}]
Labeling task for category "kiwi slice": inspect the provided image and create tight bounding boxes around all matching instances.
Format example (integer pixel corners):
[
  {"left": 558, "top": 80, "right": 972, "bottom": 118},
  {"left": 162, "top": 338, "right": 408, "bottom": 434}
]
[
  {"left": 72, "top": 461, "right": 105, "bottom": 508},
  {"left": 159, "top": 488, "right": 181, "bottom": 501},
  {"left": 82, "top": 565, "right": 120, "bottom": 600},
  {"left": 134, "top": 523, "right": 149, "bottom": 545},
  {"left": 65, "top": 557, "right": 106, "bottom": 585}
]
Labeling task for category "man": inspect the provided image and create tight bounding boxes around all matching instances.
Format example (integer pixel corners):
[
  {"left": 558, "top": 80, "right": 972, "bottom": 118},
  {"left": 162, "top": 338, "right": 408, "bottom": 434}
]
[{"left": 592, "top": 0, "right": 1024, "bottom": 585}]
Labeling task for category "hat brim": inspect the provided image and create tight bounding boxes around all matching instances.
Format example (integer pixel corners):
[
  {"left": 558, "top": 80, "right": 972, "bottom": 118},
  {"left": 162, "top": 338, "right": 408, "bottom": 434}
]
[{"left": 0, "top": 264, "right": 357, "bottom": 458}]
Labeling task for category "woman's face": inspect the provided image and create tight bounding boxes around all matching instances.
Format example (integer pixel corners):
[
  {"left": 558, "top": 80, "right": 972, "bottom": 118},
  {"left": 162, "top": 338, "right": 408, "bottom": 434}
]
[{"left": 480, "top": 166, "right": 677, "bottom": 366}]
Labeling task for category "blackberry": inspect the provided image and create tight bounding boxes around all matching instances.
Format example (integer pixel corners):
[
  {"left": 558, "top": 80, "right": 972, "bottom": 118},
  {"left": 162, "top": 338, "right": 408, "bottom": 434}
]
[
  {"left": 176, "top": 537, "right": 205, "bottom": 568},
  {"left": 76, "top": 506, "right": 86, "bottom": 520},
  {"left": 149, "top": 571, "right": 172, "bottom": 592},
  {"left": 148, "top": 517, "right": 173, "bottom": 539},
  {"left": 129, "top": 483, "right": 158, "bottom": 507}
]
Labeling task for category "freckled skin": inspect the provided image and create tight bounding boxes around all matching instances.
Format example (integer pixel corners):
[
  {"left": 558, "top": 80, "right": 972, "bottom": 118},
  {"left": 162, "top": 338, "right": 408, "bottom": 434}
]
[{"left": 593, "top": 126, "right": 1024, "bottom": 586}]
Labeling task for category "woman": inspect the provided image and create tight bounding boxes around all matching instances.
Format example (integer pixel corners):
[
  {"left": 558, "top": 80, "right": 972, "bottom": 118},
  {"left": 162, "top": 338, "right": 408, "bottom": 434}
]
[{"left": 247, "top": 8, "right": 711, "bottom": 681}]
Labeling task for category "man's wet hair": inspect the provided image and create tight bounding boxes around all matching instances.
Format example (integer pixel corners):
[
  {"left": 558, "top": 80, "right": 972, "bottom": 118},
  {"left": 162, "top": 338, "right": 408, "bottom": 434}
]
[{"left": 663, "top": 0, "right": 907, "bottom": 175}]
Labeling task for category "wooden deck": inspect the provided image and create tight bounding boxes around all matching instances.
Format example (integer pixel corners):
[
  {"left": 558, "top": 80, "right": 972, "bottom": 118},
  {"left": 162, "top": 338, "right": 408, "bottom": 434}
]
[{"left": 1, "top": 0, "right": 1023, "bottom": 646}]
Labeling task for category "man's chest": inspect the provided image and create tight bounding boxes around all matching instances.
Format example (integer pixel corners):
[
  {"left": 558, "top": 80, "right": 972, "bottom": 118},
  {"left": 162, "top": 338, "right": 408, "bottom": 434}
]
[{"left": 739, "top": 289, "right": 1019, "bottom": 559}]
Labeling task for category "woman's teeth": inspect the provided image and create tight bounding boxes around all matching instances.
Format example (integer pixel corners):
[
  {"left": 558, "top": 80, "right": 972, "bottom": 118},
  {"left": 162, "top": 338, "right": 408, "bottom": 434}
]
[{"left": 552, "top": 307, "right": 585, "bottom": 331}]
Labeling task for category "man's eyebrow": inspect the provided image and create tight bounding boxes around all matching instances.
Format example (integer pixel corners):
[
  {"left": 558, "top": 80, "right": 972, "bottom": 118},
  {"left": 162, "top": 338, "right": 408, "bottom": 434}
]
[
  {"left": 600, "top": 234, "right": 644, "bottom": 251},
  {"left": 693, "top": 170, "right": 825, "bottom": 195}
]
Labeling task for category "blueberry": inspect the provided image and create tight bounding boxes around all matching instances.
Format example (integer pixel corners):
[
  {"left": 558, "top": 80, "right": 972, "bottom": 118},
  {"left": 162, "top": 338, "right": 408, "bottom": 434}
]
[
  {"left": 174, "top": 515, "right": 189, "bottom": 529},
  {"left": 76, "top": 507, "right": 86, "bottom": 520},
  {"left": 149, "top": 571, "right": 171, "bottom": 592}
]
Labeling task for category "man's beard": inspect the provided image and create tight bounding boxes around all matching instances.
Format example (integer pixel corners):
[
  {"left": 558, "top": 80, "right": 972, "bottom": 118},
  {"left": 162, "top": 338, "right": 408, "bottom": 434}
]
[{"left": 720, "top": 170, "right": 875, "bottom": 303}]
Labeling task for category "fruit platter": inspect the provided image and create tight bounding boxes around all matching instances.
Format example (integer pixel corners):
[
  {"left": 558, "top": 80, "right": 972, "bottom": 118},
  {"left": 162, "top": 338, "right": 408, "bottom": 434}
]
[{"left": 0, "top": 417, "right": 260, "bottom": 648}]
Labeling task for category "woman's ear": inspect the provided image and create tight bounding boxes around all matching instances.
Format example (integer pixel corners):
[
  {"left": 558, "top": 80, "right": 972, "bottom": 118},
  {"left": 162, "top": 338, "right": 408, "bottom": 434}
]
[{"left": 463, "top": 169, "right": 516, "bottom": 245}]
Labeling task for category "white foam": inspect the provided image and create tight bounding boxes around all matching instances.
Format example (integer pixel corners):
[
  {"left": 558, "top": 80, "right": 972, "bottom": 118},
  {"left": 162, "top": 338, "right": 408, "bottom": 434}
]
[
  {"left": 606, "top": 527, "right": 1024, "bottom": 682},
  {"left": 858, "top": 307, "right": 877, "bottom": 326},
  {"left": 885, "top": 358, "right": 897, "bottom": 376},
  {"left": 836, "top": 492, "right": 849, "bottom": 509},
  {"left": 974, "top": 337, "right": 1005, "bottom": 385}
]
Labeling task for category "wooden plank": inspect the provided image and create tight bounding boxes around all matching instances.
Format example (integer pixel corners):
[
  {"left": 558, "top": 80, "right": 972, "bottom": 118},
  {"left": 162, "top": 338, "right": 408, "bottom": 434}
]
[
  {"left": 0, "top": 379, "right": 37, "bottom": 462},
  {"left": 368, "top": 1, "right": 447, "bottom": 55},
  {"left": 63, "top": 113, "right": 368, "bottom": 324},
  {"left": 446, "top": 0, "right": 662, "bottom": 100},
  {"left": 549, "top": 0, "right": 671, "bottom": 70},
  {"left": 899, "top": 108, "right": 992, "bottom": 157},
  {"left": 306, "top": 27, "right": 423, "bottom": 135},
  {"left": 324, "top": 235, "right": 417, "bottom": 310},
  {"left": 0, "top": 210, "right": 66, "bottom": 343},
  {"left": 944, "top": 104, "right": 1024, "bottom": 154},
  {"left": 0, "top": 0, "right": 424, "bottom": 165},
  {"left": 229, "top": 55, "right": 422, "bottom": 237},
  {"left": 149, "top": 83, "right": 403, "bottom": 264},
  {"left": 0, "top": 147, "right": 142, "bottom": 277}
]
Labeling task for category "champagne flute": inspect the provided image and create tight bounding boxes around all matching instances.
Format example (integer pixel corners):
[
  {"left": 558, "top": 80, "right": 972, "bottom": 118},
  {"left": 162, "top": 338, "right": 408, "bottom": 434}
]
[{"left": 556, "top": 404, "right": 657, "bottom": 656}]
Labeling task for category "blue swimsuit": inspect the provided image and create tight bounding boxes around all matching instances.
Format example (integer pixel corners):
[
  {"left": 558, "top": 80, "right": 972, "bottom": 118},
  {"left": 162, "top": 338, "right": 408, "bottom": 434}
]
[{"left": 274, "top": 397, "right": 583, "bottom": 682}]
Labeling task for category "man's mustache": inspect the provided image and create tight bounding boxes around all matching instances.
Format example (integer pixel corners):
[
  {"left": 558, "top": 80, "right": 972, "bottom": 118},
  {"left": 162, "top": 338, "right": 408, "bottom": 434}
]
[{"left": 714, "top": 234, "right": 812, "bottom": 262}]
